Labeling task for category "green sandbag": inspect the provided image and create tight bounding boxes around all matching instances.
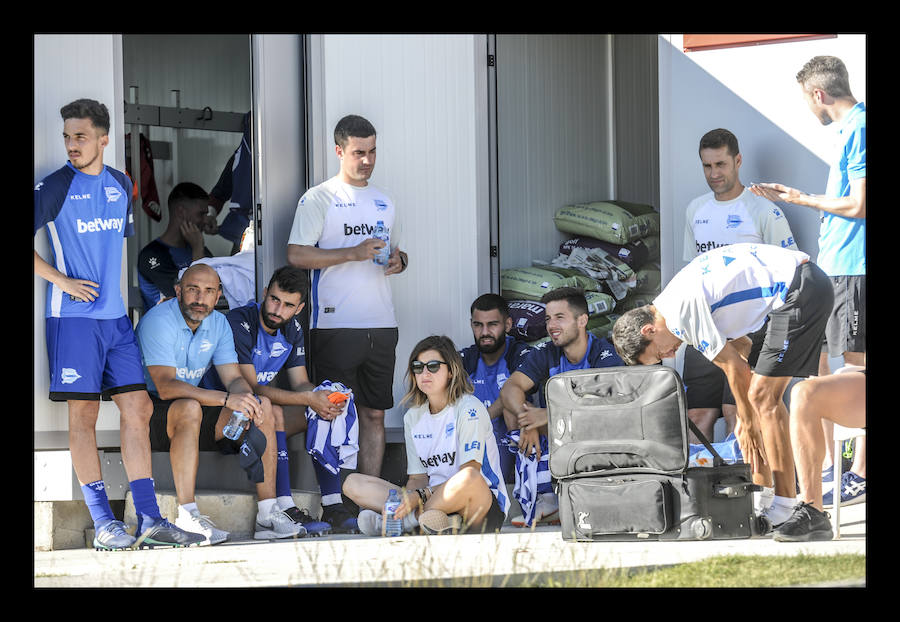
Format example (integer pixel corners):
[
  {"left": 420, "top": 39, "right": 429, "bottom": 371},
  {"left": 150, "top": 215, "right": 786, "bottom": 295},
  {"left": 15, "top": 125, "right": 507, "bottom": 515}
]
[
  {"left": 587, "top": 313, "right": 620, "bottom": 340},
  {"left": 532, "top": 262, "right": 601, "bottom": 291},
  {"left": 500, "top": 267, "right": 581, "bottom": 302},
  {"left": 615, "top": 292, "right": 656, "bottom": 313},
  {"left": 554, "top": 201, "right": 643, "bottom": 245},
  {"left": 585, "top": 291, "right": 616, "bottom": 316},
  {"left": 633, "top": 267, "right": 662, "bottom": 294}
]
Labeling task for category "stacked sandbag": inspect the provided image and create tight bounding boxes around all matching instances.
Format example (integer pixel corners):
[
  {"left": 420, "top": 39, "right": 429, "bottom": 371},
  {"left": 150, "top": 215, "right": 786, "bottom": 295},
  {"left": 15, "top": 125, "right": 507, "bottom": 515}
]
[{"left": 552, "top": 199, "right": 662, "bottom": 307}]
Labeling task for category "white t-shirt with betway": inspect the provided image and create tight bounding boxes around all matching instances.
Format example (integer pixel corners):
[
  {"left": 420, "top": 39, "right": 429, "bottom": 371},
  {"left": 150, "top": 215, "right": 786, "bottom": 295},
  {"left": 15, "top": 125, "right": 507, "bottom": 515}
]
[
  {"left": 288, "top": 176, "right": 402, "bottom": 329},
  {"left": 683, "top": 188, "right": 797, "bottom": 262},
  {"left": 654, "top": 243, "right": 809, "bottom": 362},
  {"left": 404, "top": 393, "right": 510, "bottom": 515}
]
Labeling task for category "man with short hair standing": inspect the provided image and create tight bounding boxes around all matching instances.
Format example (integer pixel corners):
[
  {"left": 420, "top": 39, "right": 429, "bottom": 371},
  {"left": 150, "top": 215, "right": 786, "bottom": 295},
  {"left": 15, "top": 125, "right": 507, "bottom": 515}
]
[
  {"left": 287, "top": 114, "right": 409, "bottom": 479},
  {"left": 34, "top": 98, "right": 203, "bottom": 550},
  {"left": 750, "top": 55, "right": 866, "bottom": 506},
  {"left": 682, "top": 128, "right": 799, "bottom": 512}
]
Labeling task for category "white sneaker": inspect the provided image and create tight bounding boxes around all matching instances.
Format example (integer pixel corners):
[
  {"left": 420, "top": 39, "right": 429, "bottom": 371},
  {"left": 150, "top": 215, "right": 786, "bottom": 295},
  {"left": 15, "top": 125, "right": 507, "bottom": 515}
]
[
  {"left": 357, "top": 509, "right": 382, "bottom": 537},
  {"left": 174, "top": 509, "right": 229, "bottom": 546},
  {"left": 511, "top": 493, "right": 560, "bottom": 528},
  {"left": 255, "top": 507, "right": 307, "bottom": 540}
]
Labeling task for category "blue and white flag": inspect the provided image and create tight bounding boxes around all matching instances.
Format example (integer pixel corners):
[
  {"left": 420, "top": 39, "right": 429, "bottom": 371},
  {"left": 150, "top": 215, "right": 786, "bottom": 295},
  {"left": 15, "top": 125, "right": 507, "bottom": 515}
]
[
  {"left": 502, "top": 430, "right": 552, "bottom": 527},
  {"left": 305, "top": 380, "right": 359, "bottom": 474}
]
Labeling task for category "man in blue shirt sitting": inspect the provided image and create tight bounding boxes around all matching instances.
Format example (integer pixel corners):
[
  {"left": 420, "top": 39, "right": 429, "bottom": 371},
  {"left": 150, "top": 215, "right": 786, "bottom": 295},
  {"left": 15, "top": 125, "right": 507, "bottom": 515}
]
[
  {"left": 459, "top": 293, "right": 531, "bottom": 485},
  {"left": 136, "top": 263, "right": 304, "bottom": 543},
  {"left": 201, "top": 266, "right": 361, "bottom": 535},
  {"left": 500, "top": 287, "right": 623, "bottom": 525}
]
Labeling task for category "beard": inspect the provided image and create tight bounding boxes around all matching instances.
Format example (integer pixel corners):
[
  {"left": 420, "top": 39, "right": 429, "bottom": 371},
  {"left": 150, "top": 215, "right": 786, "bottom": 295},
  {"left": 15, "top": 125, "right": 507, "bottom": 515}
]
[
  {"left": 179, "top": 299, "right": 211, "bottom": 324},
  {"left": 476, "top": 334, "right": 505, "bottom": 355}
]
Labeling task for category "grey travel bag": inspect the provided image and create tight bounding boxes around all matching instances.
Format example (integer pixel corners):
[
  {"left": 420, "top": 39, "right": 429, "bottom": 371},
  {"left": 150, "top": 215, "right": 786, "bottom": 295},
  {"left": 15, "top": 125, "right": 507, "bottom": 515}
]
[{"left": 546, "top": 365, "right": 768, "bottom": 542}]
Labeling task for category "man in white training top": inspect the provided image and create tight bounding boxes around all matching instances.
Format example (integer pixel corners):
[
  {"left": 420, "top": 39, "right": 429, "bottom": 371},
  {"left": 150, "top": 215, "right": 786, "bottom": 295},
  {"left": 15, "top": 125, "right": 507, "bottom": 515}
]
[{"left": 287, "top": 114, "right": 409, "bottom": 480}]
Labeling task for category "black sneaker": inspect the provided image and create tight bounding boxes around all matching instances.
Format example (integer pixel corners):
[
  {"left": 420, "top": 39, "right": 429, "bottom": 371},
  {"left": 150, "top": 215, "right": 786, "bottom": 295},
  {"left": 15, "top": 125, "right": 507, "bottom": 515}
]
[
  {"left": 283, "top": 506, "right": 332, "bottom": 537},
  {"left": 773, "top": 502, "right": 834, "bottom": 542},
  {"left": 135, "top": 517, "right": 207, "bottom": 549},
  {"left": 321, "top": 503, "right": 360, "bottom": 534}
]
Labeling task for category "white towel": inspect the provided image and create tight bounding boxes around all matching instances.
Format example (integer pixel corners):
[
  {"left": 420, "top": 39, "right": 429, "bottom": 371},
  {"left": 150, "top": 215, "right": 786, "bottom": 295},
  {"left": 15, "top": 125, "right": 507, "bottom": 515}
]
[
  {"left": 503, "top": 431, "right": 552, "bottom": 527},
  {"left": 178, "top": 251, "right": 256, "bottom": 309}
]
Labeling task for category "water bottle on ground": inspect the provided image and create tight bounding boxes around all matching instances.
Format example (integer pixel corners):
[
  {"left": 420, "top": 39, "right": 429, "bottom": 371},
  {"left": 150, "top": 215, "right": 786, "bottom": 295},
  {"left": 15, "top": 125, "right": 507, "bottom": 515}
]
[
  {"left": 383, "top": 489, "right": 403, "bottom": 537},
  {"left": 223, "top": 410, "right": 249, "bottom": 441},
  {"left": 372, "top": 220, "right": 390, "bottom": 266}
]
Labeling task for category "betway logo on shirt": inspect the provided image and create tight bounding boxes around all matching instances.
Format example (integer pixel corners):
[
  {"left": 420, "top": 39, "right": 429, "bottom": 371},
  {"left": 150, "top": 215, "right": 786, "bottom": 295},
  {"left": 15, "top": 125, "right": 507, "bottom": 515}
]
[
  {"left": 420, "top": 451, "right": 456, "bottom": 469},
  {"left": 344, "top": 223, "right": 379, "bottom": 236},
  {"left": 176, "top": 366, "right": 208, "bottom": 381},
  {"left": 77, "top": 217, "right": 124, "bottom": 234}
]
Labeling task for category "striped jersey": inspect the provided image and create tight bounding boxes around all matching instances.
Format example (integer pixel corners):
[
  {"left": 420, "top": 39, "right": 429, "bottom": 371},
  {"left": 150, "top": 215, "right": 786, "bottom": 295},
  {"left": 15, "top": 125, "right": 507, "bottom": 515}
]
[
  {"left": 404, "top": 393, "right": 509, "bottom": 516},
  {"left": 654, "top": 243, "right": 809, "bottom": 361},
  {"left": 34, "top": 162, "right": 134, "bottom": 319}
]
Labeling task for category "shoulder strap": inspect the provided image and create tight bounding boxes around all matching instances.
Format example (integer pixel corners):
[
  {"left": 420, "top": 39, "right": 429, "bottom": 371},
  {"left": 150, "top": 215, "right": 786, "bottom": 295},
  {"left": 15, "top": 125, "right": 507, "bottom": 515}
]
[{"left": 687, "top": 419, "right": 725, "bottom": 467}]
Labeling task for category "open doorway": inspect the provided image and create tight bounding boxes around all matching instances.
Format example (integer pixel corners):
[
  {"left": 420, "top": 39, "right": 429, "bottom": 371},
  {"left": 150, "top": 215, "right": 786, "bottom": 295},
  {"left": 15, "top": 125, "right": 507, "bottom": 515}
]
[{"left": 121, "top": 34, "right": 254, "bottom": 321}]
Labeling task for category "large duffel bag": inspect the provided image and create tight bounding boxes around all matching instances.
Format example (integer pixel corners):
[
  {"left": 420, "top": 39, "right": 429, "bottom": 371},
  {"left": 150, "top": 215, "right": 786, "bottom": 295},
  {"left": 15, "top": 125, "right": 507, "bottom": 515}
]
[{"left": 545, "top": 366, "right": 766, "bottom": 542}]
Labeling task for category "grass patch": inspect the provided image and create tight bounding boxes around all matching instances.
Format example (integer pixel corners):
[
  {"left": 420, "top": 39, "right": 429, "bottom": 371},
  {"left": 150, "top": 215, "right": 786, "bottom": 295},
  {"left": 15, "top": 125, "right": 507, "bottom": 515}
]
[
  {"left": 398, "top": 553, "right": 865, "bottom": 588},
  {"left": 542, "top": 553, "right": 865, "bottom": 588}
]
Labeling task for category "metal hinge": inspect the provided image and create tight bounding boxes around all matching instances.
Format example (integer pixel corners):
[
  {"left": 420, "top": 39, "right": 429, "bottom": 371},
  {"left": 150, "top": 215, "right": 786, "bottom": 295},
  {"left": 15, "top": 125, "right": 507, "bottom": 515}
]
[
  {"left": 256, "top": 203, "right": 263, "bottom": 246},
  {"left": 490, "top": 245, "right": 498, "bottom": 258},
  {"left": 487, "top": 54, "right": 495, "bottom": 67}
]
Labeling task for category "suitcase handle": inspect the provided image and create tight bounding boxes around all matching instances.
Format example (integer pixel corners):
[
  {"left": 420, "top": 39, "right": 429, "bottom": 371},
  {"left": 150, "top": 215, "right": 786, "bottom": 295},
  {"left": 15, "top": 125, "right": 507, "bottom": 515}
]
[
  {"left": 687, "top": 419, "right": 726, "bottom": 467},
  {"left": 713, "top": 481, "right": 762, "bottom": 498}
]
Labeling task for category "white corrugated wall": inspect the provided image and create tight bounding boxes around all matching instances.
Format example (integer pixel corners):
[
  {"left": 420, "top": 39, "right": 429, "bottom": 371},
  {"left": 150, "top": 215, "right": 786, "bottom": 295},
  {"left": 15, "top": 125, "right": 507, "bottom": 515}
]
[{"left": 308, "top": 34, "right": 491, "bottom": 428}]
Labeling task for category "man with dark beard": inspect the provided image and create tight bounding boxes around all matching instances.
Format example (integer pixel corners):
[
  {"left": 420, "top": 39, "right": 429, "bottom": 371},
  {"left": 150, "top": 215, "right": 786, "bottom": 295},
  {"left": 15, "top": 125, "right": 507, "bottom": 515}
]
[
  {"left": 136, "top": 263, "right": 304, "bottom": 543},
  {"left": 201, "top": 266, "right": 362, "bottom": 535},
  {"left": 458, "top": 294, "right": 531, "bottom": 483}
]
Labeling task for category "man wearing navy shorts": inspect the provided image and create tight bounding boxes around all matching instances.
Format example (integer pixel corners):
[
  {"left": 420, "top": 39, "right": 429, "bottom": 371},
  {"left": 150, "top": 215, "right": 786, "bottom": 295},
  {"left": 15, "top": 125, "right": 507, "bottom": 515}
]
[{"left": 34, "top": 98, "right": 203, "bottom": 550}]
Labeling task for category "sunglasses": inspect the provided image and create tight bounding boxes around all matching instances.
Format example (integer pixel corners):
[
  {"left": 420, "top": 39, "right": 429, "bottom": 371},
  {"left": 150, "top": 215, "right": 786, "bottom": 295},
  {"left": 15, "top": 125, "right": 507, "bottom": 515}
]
[{"left": 411, "top": 360, "right": 448, "bottom": 374}]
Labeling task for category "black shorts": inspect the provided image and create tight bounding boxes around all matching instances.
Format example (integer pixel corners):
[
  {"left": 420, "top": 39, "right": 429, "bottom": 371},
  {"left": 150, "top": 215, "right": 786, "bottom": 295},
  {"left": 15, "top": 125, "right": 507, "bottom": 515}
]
[
  {"left": 754, "top": 262, "right": 834, "bottom": 378},
  {"left": 148, "top": 393, "right": 224, "bottom": 452},
  {"left": 683, "top": 326, "right": 766, "bottom": 409},
  {"left": 478, "top": 494, "right": 506, "bottom": 533},
  {"left": 823, "top": 275, "right": 866, "bottom": 358},
  {"left": 310, "top": 328, "right": 398, "bottom": 410}
]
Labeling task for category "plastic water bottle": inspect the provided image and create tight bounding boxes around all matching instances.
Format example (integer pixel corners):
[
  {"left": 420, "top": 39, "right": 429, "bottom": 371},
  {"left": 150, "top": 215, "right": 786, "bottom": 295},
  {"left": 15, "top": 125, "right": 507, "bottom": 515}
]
[
  {"left": 372, "top": 220, "right": 390, "bottom": 266},
  {"left": 223, "top": 410, "right": 249, "bottom": 441},
  {"left": 383, "top": 489, "right": 403, "bottom": 537}
]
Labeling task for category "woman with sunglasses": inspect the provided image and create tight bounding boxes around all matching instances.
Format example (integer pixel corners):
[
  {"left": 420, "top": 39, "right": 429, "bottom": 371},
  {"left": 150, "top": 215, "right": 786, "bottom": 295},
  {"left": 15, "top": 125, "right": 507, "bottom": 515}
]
[{"left": 342, "top": 335, "right": 510, "bottom": 535}]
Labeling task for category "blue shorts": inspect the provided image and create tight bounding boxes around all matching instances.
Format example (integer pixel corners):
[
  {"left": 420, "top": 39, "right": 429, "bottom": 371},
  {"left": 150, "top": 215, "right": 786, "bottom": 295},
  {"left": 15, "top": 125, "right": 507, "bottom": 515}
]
[{"left": 46, "top": 316, "right": 147, "bottom": 401}]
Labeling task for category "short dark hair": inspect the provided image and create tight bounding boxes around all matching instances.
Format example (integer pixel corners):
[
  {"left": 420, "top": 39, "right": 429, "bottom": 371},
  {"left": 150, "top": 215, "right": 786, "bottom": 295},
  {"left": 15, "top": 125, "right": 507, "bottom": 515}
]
[
  {"left": 796, "top": 55, "right": 853, "bottom": 99},
  {"left": 470, "top": 293, "right": 509, "bottom": 318},
  {"left": 168, "top": 182, "right": 209, "bottom": 211},
  {"left": 60, "top": 98, "right": 110, "bottom": 134},
  {"left": 540, "top": 286, "right": 588, "bottom": 319},
  {"left": 699, "top": 128, "right": 739, "bottom": 158},
  {"left": 611, "top": 305, "right": 657, "bottom": 365},
  {"left": 267, "top": 265, "right": 309, "bottom": 303},
  {"left": 334, "top": 114, "right": 377, "bottom": 148}
]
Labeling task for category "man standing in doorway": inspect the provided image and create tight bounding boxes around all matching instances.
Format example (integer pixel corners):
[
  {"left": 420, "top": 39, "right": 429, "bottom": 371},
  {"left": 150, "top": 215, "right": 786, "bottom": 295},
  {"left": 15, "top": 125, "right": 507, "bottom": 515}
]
[
  {"left": 750, "top": 55, "right": 866, "bottom": 506},
  {"left": 34, "top": 98, "right": 203, "bottom": 550},
  {"left": 287, "top": 114, "right": 409, "bottom": 479}
]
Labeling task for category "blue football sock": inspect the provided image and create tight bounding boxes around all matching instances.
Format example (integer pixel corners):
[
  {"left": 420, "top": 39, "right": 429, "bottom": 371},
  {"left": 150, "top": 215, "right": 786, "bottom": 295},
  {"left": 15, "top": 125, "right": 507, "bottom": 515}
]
[
  {"left": 129, "top": 478, "right": 161, "bottom": 533},
  {"left": 275, "top": 431, "right": 292, "bottom": 500},
  {"left": 312, "top": 459, "right": 343, "bottom": 507},
  {"left": 81, "top": 480, "right": 115, "bottom": 530}
]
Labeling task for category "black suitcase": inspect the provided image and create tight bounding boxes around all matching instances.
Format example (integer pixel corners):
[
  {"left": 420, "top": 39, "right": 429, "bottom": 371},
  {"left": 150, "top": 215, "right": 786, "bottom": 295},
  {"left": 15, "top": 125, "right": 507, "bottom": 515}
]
[{"left": 546, "top": 365, "right": 767, "bottom": 542}]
